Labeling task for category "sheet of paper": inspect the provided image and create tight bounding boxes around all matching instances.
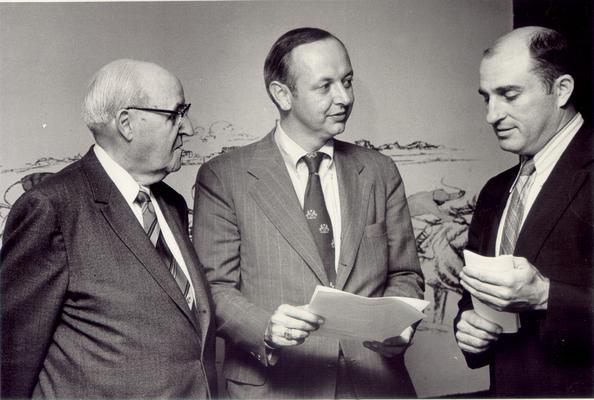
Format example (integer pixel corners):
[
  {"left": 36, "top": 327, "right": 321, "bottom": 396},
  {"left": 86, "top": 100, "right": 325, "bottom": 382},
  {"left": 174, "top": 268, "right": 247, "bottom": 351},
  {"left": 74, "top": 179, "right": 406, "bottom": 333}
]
[
  {"left": 307, "top": 285, "right": 428, "bottom": 342},
  {"left": 463, "top": 250, "right": 520, "bottom": 333}
]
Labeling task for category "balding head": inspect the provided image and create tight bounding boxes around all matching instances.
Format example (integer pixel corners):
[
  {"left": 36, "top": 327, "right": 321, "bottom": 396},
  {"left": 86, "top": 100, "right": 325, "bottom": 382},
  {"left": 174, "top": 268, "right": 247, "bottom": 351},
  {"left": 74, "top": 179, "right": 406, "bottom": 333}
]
[
  {"left": 484, "top": 26, "right": 574, "bottom": 94},
  {"left": 82, "top": 59, "right": 179, "bottom": 134}
]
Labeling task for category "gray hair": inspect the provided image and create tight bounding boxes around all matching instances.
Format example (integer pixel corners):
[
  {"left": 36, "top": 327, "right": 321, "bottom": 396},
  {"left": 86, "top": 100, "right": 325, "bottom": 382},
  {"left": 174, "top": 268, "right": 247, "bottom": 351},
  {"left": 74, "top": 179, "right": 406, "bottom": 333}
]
[{"left": 81, "top": 59, "right": 148, "bottom": 133}]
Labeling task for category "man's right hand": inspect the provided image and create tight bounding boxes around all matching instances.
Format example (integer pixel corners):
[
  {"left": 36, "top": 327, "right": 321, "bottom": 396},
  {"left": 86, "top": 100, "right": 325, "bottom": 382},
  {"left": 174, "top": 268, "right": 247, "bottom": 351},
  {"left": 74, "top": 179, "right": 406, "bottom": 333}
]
[
  {"left": 455, "top": 310, "right": 502, "bottom": 354},
  {"left": 264, "top": 304, "right": 324, "bottom": 348}
]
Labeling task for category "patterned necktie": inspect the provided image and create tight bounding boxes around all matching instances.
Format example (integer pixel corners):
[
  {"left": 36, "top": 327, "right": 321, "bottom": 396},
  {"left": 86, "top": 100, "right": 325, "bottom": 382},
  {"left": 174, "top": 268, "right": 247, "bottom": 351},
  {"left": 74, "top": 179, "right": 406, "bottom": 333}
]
[
  {"left": 302, "top": 152, "right": 336, "bottom": 287},
  {"left": 135, "top": 187, "right": 195, "bottom": 309},
  {"left": 499, "top": 158, "right": 536, "bottom": 255}
]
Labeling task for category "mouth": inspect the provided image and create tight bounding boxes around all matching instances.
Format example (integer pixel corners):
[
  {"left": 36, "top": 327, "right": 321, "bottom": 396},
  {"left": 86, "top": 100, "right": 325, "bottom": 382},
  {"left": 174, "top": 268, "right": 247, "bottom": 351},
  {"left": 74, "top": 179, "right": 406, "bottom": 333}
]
[
  {"left": 494, "top": 126, "right": 516, "bottom": 137},
  {"left": 329, "top": 112, "right": 347, "bottom": 122}
]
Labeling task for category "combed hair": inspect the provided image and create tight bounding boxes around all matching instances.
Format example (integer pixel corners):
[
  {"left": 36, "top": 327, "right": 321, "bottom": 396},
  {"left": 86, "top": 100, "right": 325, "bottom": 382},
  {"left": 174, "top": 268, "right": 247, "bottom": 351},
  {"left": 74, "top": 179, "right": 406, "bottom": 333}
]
[
  {"left": 484, "top": 28, "right": 575, "bottom": 94},
  {"left": 527, "top": 29, "right": 574, "bottom": 93},
  {"left": 263, "top": 27, "right": 343, "bottom": 100},
  {"left": 81, "top": 59, "right": 148, "bottom": 133}
]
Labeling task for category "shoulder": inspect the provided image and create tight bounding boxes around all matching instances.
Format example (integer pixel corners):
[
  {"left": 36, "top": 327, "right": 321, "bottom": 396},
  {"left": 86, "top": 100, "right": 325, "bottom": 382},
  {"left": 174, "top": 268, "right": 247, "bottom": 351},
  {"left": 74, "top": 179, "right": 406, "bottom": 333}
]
[
  {"left": 201, "top": 138, "right": 263, "bottom": 172},
  {"left": 12, "top": 159, "right": 87, "bottom": 208},
  {"left": 335, "top": 139, "right": 394, "bottom": 166}
]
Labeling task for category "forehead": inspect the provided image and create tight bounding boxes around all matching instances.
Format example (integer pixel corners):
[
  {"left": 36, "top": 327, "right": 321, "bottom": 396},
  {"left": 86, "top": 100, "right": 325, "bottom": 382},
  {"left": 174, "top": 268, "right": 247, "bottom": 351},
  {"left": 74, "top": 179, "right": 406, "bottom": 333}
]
[
  {"left": 141, "top": 67, "right": 184, "bottom": 107},
  {"left": 479, "top": 42, "right": 536, "bottom": 89},
  {"left": 289, "top": 38, "right": 352, "bottom": 81}
]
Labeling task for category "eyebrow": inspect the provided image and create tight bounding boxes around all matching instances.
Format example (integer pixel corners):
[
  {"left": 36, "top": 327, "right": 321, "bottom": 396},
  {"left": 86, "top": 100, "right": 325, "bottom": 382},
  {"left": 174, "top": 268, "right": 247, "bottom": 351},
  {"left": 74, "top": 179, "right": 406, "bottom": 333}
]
[{"left": 478, "top": 85, "right": 523, "bottom": 96}]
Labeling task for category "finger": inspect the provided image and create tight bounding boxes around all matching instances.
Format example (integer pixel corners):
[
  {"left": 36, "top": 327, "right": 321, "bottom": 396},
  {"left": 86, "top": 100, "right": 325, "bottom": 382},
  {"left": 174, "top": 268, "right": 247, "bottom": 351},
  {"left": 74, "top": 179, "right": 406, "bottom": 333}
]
[
  {"left": 459, "top": 311, "right": 502, "bottom": 336},
  {"left": 268, "top": 335, "right": 304, "bottom": 347},
  {"left": 512, "top": 256, "right": 531, "bottom": 270},
  {"left": 277, "top": 304, "right": 324, "bottom": 325},
  {"left": 455, "top": 329, "right": 495, "bottom": 351},
  {"left": 383, "top": 336, "right": 410, "bottom": 346},
  {"left": 460, "top": 281, "right": 510, "bottom": 311},
  {"left": 270, "top": 311, "right": 320, "bottom": 332},
  {"left": 463, "top": 266, "right": 511, "bottom": 286},
  {"left": 270, "top": 324, "right": 310, "bottom": 340},
  {"left": 457, "top": 340, "right": 488, "bottom": 354},
  {"left": 364, "top": 341, "right": 406, "bottom": 357}
]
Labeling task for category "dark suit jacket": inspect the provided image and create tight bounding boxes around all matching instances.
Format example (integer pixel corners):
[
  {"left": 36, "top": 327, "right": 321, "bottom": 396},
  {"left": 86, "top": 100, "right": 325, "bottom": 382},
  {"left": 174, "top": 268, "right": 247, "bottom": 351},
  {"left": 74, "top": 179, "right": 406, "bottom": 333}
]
[
  {"left": 193, "top": 131, "right": 424, "bottom": 398},
  {"left": 456, "top": 125, "right": 594, "bottom": 396},
  {"left": 1, "top": 149, "right": 217, "bottom": 398}
]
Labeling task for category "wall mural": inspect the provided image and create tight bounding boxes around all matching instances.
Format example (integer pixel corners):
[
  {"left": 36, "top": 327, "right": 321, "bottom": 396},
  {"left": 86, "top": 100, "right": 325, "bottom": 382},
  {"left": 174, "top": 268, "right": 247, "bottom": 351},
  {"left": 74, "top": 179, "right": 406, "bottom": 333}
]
[{"left": 0, "top": 121, "right": 477, "bottom": 336}]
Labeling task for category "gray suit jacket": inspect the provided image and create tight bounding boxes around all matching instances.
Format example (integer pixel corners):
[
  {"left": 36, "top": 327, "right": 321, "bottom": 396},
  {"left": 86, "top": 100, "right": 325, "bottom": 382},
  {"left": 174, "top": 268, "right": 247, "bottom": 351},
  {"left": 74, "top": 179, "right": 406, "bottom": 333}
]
[
  {"left": 193, "top": 131, "right": 424, "bottom": 398},
  {"left": 1, "top": 149, "right": 217, "bottom": 398}
]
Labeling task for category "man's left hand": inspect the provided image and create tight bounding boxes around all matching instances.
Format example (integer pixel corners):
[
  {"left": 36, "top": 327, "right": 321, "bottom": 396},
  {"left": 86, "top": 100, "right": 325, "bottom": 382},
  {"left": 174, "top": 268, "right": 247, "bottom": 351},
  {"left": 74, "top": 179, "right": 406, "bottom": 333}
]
[
  {"left": 460, "top": 256, "right": 550, "bottom": 312},
  {"left": 363, "top": 326, "right": 415, "bottom": 358}
]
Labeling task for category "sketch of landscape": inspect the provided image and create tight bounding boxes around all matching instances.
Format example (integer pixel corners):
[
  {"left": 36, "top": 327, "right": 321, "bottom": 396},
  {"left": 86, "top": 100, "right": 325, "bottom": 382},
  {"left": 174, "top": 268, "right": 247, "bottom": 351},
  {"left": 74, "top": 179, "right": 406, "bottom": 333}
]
[{"left": 0, "top": 120, "right": 477, "bottom": 333}]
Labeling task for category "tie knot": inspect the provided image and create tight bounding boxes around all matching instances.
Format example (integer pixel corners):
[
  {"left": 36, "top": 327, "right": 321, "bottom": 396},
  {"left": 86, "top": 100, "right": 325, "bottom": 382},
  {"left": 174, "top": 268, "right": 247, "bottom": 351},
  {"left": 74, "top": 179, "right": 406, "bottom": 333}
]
[
  {"left": 520, "top": 158, "right": 536, "bottom": 176},
  {"left": 302, "top": 152, "right": 325, "bottom": 174},
  {"left": 135, "top": 187, "right": 151, "bottom": 206}
]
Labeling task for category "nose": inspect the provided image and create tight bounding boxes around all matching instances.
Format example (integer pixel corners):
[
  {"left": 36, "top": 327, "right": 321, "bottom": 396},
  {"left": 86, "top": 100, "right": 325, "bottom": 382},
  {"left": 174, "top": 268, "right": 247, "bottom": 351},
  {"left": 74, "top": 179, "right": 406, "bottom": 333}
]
[
  {"left": 332, "top": 82, "right": 353, "bottom": 107},
  {"left": 485, "top": 98, "right": 505, "bottom": 125},
  {"left": 178, "top": 116, "right": 195, "bottom": 137}
]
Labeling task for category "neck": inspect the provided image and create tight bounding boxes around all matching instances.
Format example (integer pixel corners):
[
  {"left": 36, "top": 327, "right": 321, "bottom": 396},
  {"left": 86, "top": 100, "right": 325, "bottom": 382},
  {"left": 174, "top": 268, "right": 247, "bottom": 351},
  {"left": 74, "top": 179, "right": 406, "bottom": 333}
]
[{"left": 279, "top": 119, "right": 328, "bottom": 153}]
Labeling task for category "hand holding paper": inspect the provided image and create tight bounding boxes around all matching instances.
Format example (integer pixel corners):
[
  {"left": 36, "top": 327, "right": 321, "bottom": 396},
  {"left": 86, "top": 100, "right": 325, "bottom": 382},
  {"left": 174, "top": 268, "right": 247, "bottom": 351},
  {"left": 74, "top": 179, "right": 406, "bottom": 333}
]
[
  {"left": 363, "top": 325, "right": 416, "bottom": 358},
  {"left": 461, "top": 250, "right": 519, "bottom": 333},
  {"left": 306, "top": 286, "right": 428, "bottom": 342},
  {"left": 462, "top": 250, "right": 550, "bottom": 333}
]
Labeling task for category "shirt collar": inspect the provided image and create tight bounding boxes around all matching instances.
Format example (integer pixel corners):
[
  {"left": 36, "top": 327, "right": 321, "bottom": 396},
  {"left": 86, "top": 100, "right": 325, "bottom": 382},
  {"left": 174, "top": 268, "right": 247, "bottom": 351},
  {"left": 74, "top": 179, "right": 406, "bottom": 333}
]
[
  {"left": 275, "top": 121, "right": 334, "bottom": 170},
  {"left": 93, "top": 144, "right": 144, "bottom": 205},
  {"left": 532, "top": 112, "right": 583, "bottom": 173}
]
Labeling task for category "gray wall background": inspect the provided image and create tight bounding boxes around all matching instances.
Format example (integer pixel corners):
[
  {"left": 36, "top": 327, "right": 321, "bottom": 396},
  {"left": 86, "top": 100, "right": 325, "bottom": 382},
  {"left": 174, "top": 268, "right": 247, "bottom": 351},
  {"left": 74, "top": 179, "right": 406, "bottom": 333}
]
[{"left": 0, "top": 1, "right": 515, "bottom": 397}]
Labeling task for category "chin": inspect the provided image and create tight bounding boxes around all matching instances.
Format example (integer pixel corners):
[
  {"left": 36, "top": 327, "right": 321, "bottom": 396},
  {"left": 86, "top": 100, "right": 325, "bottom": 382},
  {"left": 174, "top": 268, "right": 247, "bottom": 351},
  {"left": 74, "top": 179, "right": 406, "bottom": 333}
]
[{"left": 498, "top": 139, "right": 524, "bottom": 155}]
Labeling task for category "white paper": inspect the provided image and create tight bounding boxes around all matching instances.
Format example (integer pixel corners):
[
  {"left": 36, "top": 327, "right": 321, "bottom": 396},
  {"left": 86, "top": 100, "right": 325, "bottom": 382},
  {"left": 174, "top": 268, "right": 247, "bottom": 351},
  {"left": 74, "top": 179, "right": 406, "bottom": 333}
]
[
  {"left": 463, "top": 250, "right": 520, "bottom": 333},
  {"left": 306, "top": 285, "right": 428, "bottom": 341}
]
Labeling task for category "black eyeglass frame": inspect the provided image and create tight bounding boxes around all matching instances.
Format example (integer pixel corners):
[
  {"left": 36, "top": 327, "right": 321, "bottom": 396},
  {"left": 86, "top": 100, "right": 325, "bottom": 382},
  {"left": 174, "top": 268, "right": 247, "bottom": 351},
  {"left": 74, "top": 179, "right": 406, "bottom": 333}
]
[{"left": 125, "top": 103, "right": 191, "bottom": 120}]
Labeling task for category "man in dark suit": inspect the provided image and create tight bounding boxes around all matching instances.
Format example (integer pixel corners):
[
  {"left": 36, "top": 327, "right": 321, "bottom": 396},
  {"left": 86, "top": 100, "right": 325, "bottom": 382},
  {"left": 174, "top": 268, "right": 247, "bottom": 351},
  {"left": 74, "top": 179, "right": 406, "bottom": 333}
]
[
  {"left": 193, "top": 27, "right": 424, "bottom": 398},
  {"left": 455, "top": 26, "right": 593, "bottom": 396},
  {"left": 1, "top": 59, "right": 217, "bottom": 398}
]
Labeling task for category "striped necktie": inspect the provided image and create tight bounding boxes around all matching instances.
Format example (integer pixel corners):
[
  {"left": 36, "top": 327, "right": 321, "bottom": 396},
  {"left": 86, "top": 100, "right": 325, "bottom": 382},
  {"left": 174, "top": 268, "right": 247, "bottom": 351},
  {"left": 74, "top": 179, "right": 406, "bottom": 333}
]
[
  {"left": 135, "top": 187, "right": 195, "bottom": 309},
  {"left": 301, "top": 152, "right": 336, "bottom": 287},
  {"left": 499, "top": 158, "right": 536, "bottom": 255}
]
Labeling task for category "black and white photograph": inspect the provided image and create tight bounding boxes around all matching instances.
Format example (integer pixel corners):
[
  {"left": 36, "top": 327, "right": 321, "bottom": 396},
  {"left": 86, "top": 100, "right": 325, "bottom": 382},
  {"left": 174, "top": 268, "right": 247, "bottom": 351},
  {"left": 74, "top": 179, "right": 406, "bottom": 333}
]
[{"left": 1, "top": 0, "right": 592, "bottom": 398}]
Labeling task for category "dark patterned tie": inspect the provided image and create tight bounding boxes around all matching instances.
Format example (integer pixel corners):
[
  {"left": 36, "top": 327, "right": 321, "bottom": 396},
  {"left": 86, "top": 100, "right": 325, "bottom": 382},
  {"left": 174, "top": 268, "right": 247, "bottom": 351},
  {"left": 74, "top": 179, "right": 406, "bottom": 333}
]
[
  {"left": 135, "top": 187, "right": 195, "bottom": 309},
  {"left": 499, "top": 158, "right": 536, "bottom": 255},
  {"left": 301, "top": 152, "right": 336, "bottom": 287}
]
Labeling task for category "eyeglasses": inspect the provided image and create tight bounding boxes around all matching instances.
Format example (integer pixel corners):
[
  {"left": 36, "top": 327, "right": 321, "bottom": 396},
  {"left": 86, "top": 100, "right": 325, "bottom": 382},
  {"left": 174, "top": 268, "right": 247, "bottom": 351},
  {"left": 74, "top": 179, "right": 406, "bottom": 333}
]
[{"left": 125, "top": 103, "right": 191, "bottom": 126}]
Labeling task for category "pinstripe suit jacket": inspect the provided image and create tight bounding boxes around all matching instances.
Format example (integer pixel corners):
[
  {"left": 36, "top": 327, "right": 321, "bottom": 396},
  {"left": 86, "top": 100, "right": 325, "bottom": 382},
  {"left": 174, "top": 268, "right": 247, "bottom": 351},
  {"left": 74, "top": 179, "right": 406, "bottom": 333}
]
[
  {"left": 193, "top": 130, "right": 424, "bottom": 398},
  {"left": 1, "top": 149, "right": 217, "bottom": 398}
]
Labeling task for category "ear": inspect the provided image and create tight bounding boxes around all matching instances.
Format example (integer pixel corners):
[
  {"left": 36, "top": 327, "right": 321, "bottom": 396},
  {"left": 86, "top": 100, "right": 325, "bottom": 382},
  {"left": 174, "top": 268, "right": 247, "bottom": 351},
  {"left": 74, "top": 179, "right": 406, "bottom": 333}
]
[
  {"left": 115, "top": 109, "right": 134, "bottom": 142},
  {"left": 268, "top": 81, "right": 293, "bottom": 112},
  {"left": 554, "top": 74, "right": 574, "bottom": 108}
]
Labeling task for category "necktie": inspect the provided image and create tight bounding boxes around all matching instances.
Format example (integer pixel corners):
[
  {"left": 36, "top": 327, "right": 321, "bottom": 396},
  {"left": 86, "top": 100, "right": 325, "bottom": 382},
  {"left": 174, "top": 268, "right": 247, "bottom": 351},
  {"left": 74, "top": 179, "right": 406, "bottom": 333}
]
[
  {"left": 135, "top": 187, "right": 195, "bottom": 309},
  {"left": 499, "top": 158, "right": 536, "bottom": 255},
  {"left": 301, "top": 152, "right": 336, "bottom": 287}
]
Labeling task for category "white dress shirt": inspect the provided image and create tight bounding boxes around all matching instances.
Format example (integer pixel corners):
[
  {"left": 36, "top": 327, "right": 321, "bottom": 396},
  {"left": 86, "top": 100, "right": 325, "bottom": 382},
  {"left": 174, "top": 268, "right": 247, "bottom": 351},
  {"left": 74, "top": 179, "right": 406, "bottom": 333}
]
[
  {"left": 93, "top": 144, "right": 196, "bottom": 305},
  {"left": 495, "top": 113, "right": 584, "bottom": 255},
  {"left": 274, "top": 122, "right": 342, "bottom": 271}
]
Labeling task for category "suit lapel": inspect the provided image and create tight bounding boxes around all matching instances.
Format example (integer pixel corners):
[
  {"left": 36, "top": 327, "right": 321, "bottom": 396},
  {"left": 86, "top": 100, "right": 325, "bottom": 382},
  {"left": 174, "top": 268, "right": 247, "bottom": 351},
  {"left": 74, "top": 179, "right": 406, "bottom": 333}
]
[
  {"left": 516, "top": 125, "right": 593, "bottom": 260},
  {"left": 154, "top": 188, "right": 208, "bottom": 339},
  {"left": 333, "top": 144, "right": 372, "bottom": 290},
  {"left": 81, "top": 151, "right": 201, "bottom": 336},
  {"left": 247, "top": 132, "right": 329, "bottom": 285}
]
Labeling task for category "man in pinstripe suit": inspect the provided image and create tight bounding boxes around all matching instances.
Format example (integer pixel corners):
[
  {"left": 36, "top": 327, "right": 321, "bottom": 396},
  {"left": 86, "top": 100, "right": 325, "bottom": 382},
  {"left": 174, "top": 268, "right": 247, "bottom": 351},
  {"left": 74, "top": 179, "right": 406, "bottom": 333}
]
[{"left": 193, "top": 27, "right": 424, "bottom": 398}]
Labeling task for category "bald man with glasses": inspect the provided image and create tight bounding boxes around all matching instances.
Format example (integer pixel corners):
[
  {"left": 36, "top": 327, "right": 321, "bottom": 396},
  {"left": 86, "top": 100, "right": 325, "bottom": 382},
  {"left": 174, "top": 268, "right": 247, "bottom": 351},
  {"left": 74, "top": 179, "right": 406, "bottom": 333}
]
[{"left": 1, "top": 59, "right": 217, "bottom": 398}]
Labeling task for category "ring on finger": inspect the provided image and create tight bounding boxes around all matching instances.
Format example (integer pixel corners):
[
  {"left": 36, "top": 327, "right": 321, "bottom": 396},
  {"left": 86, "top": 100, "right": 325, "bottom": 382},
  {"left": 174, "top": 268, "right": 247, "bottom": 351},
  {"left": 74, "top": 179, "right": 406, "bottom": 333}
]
[{"left": 284, "top": 328, "right": 292, "bottom": 340}]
